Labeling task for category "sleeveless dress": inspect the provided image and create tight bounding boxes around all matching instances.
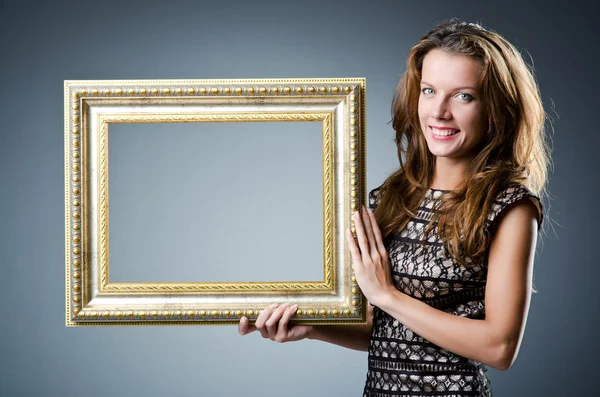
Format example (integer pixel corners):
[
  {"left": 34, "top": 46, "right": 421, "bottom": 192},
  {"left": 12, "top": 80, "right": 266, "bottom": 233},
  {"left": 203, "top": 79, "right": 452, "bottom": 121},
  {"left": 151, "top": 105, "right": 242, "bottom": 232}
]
[{"left": 362, "top": 184, "right": 543, "bottom": 397}]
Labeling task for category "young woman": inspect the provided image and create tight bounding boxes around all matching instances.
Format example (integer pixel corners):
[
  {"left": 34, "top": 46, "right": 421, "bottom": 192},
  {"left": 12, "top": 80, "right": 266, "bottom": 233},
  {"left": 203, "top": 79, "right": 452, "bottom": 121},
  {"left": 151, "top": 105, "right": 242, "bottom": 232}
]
[{"left": 239, "top": 19, "right": 550, "bottom": 397}]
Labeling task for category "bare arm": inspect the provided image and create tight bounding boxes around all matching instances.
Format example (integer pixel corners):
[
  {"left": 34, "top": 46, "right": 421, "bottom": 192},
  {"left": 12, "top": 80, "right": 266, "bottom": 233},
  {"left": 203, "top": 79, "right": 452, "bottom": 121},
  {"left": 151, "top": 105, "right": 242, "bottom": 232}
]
[
  {"left": 352, "top": 201, "right": 539, "bottom": 370},
  {"left": 307, "top": 305, "right": 373, "bottom": 351}
]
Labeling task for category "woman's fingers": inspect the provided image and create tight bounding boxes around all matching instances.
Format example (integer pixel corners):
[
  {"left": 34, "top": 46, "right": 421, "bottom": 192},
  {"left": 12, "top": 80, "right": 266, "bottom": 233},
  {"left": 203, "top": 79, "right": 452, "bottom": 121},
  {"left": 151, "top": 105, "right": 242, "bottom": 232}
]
[
  {"left": 239, "top": 303, "right": 306, "bottom": 343},
  {"left": 346, "top": 229, "right": 362, "bottom": 268},
  {"left": 255, "top": 303, "right": 278, "bottom": 338},
  {"left": 353, "top": 208, "right": 372, "bottom": 263},
  {"left": 360, "top": 207, "right": 379, "bottom": 258},
  {"left": 277, "top": 304, "right": 298, "bottom": 341},
  {"left": 238, "top": 316, "right": 257, "bottom": 335},
  {"left": 367, "top": 207, "right": 388, "bottom": 260},
  {"left": 265, "top": 304, "right": 289, "bottom": 339}
]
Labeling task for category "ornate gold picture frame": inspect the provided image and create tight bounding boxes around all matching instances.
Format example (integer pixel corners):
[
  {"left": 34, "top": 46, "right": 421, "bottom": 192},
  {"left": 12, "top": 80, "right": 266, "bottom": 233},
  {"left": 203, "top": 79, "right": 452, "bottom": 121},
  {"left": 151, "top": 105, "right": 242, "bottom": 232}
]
[{"left": 65, "top": 78, "right": 366, "bottom": 326}]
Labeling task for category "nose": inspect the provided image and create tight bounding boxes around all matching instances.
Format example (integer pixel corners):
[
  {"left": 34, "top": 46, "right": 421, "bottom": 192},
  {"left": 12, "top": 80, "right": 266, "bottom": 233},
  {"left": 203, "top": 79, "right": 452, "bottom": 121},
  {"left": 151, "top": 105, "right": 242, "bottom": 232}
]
[{"left": 431, "top": 97, "right": 451, "bottom": 120}]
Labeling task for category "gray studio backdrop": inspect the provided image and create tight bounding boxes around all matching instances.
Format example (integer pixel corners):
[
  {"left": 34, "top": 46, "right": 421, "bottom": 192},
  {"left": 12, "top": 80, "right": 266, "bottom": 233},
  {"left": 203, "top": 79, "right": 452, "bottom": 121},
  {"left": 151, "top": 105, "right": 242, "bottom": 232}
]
[{"left": 1, "top": 1, "right": 597, "bottom": 396}]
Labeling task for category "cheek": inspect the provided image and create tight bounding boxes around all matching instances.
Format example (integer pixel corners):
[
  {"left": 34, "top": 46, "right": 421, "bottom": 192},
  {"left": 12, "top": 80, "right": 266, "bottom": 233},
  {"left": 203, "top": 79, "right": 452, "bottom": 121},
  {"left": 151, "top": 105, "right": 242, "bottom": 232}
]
[
  {"left": 417, "top": 99, "right": 427, "bottom": 126},
  {"left": 463, "top": 109, "right": 486, "bottom": 138}
]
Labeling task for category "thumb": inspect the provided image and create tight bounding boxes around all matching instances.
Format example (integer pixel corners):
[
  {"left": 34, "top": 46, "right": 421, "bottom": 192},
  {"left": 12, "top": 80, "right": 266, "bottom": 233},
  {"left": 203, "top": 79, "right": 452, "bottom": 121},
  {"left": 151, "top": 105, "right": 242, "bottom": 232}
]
[{"left": 238, "top": 316, "right": 257, "bottom": 335}]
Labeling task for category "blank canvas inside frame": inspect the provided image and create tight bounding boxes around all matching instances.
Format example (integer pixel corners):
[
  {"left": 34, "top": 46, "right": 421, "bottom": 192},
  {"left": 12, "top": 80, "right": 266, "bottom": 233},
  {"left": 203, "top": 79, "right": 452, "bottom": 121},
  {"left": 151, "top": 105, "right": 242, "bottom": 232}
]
[{"left": 108, "top": 121, "right": 324, "bottom": 283}]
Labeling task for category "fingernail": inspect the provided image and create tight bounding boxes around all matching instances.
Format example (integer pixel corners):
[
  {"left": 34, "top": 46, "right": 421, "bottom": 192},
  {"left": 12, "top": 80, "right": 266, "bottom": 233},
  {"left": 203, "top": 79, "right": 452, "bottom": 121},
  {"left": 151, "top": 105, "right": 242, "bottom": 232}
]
[{"left": 290, "top": 304, "right": 298, "bottom": 310}]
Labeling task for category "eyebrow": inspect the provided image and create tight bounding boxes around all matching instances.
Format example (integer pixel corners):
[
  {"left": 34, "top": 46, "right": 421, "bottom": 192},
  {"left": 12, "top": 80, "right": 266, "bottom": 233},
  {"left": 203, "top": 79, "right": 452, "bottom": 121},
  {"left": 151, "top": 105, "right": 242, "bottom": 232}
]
[{"left": 420, "top": 81, "right": 479, "bottom": 91}]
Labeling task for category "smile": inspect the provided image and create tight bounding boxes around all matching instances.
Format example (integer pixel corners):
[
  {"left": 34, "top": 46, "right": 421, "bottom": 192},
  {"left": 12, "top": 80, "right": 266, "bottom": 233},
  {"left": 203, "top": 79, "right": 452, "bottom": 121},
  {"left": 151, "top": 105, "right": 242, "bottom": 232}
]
[{"left": 430, "top": 126, "right": 460, "bottom": 137}]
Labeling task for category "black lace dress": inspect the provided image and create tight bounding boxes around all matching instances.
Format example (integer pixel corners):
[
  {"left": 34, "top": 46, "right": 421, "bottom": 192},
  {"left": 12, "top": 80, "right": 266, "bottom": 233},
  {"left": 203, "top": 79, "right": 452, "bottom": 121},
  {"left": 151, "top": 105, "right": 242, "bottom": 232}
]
[{"left": 363, "top": 185, "right": 543, "bottom": 397}]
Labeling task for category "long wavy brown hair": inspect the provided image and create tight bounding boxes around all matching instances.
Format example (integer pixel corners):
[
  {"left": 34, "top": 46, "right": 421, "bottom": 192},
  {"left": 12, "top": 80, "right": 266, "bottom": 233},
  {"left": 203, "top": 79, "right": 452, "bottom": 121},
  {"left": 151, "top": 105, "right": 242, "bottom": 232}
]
[{"left": 374, "top": 19, "right": 551, "bottom": 267}]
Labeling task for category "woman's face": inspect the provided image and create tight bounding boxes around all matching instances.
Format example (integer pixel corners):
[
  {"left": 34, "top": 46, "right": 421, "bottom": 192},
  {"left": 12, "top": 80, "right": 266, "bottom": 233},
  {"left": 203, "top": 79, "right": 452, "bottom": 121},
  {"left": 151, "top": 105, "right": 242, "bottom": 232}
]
[{"left": 418, "top": 49, "right": 487, "bottom": 162}]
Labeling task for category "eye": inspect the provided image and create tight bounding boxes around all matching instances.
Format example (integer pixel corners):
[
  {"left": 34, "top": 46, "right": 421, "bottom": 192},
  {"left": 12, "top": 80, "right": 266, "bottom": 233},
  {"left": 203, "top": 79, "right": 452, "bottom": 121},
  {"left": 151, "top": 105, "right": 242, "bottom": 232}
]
[
  {"left": 457, "top": 93, "right": 474, "bottom": 101},
  {"left": 421, "top": 88, "right": 434, "bottom": 95}
]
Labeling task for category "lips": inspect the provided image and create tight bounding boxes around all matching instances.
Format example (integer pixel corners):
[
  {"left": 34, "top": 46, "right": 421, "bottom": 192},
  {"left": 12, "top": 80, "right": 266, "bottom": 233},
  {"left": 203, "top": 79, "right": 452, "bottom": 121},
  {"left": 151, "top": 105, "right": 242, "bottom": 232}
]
[{"left": 430, "top": 126, "right": 460, "bottom": 136}]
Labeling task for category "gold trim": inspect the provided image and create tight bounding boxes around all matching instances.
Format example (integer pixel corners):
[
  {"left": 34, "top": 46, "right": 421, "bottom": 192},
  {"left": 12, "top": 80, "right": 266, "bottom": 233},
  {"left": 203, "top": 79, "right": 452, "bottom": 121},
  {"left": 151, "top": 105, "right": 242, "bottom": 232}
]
[
  {"left": 64, "top": 78, "right": 367, "bottom": 325},
  {"left": 96, "top": 112, "right": 334, "bottom": 293}
]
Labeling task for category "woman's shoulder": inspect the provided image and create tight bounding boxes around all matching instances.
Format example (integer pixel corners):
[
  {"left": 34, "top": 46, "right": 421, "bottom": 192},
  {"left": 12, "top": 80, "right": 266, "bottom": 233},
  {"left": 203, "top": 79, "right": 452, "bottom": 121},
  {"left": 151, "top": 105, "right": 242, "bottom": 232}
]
[{"left": 487, "top": 183, "right": 544, "bottom": 231}]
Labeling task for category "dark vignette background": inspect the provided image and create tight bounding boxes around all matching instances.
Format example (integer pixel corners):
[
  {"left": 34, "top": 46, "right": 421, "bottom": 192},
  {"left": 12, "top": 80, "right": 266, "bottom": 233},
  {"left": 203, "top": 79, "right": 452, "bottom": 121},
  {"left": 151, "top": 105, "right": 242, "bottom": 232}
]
[{"left": 1, "top": 0, "right": 597, "bottom": 396}]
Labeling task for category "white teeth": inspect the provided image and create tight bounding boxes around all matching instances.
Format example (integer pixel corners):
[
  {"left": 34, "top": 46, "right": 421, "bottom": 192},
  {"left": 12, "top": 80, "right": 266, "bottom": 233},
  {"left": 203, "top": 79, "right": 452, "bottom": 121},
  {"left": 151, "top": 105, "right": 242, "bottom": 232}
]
[{"left": 431, "top": 128, "right": 459, "bottom": 136}]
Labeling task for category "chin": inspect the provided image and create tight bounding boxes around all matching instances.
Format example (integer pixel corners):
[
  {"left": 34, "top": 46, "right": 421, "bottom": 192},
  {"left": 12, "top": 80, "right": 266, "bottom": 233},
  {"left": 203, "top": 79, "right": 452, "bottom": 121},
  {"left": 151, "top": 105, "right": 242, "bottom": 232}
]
[
  {"left": 429, "top": 151, "right": 456, "bottom": 158},
  {"left": 425, "top": 144, "right": 455, "bottom": 158}
]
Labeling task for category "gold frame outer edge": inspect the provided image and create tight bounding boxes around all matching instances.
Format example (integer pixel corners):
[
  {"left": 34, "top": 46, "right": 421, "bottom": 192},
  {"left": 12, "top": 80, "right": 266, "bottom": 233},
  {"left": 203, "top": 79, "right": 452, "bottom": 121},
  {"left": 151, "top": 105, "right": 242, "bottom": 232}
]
[{"left": 65, "top": 78, "right": 367, "bottom": 326}]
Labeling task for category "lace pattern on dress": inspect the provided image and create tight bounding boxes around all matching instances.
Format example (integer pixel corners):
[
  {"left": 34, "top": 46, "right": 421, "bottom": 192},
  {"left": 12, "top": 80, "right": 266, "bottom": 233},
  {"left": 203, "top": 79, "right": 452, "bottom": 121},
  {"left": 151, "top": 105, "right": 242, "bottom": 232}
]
[{"left": 363, "top": 185, "right": 542, "bottom": 397}]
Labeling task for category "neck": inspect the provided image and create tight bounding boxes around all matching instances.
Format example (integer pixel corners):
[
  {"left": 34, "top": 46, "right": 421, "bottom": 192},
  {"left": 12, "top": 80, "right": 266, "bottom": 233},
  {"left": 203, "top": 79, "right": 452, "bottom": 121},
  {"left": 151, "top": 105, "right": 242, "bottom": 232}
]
[{"left": 430, "top": 156, "right": 472, "bottom": 191}]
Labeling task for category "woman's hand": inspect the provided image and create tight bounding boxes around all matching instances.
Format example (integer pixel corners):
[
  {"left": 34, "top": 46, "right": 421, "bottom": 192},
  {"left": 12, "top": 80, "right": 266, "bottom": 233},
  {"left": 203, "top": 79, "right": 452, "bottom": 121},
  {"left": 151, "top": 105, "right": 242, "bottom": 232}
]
[
  {"left": 347, "top": 206, "right": 396, "bottom": 308},
  {"left": 238, "top": 303, "right": 313, "bottom": 343}
]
